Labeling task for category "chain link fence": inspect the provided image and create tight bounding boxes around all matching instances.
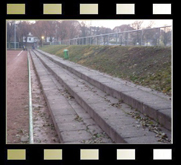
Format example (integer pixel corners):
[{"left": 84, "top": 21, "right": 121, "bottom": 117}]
[
  {"left": 60, "top": 26, "right": 172, "bottom": 46},
  {"left": 7, "top": 42, "right": 20, "bottom": 49}
]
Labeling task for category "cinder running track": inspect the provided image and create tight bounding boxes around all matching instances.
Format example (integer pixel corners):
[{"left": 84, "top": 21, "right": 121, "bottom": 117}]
[
  {"left": 7, "top": 50, "right": 59, "bottom": 144},
  {"left": 6, "top": 50, "right": 29, "bottom": 143}
]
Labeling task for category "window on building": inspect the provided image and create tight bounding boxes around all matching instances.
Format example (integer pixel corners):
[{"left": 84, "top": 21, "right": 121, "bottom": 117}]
[{"left": 29, "top": 38, "right": 31, "bottom": 41}]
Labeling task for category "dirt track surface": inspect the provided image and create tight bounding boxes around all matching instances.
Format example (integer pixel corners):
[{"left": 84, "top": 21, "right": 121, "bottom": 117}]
[
  {"left": 7, "top": 50, "right": 29, "bottom": 144},
  {"left": 7, "top": 50, "right": 59, "bottom": 144}
]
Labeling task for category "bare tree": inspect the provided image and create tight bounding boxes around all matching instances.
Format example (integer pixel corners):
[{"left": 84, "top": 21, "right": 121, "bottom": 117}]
[
  {"left": 146, "top": 21, "right": 155, "bottom": 28},
  {"left": 16, "top": 21, "right": 31, "bottom": 44},
  {"left": 131, "top": 21, "right": 143, "bottom": 30},
  {"left": 67, "top": 21, "right": 80, "bottom": 38},
  {"left": 31, "top": 21, "right": 45, "bottom": 42},
  {"left": 57, "top": 21, "right": 69, "bottom": 41},
  {"left": 113, "top": 24, "right": 134, "bottom": 45},
  {"left": 7, "top": 21, "right": 14, "bottom": 47},
  {"left": 42, "top": 21, "right": 57, "bottom": 42},
  {"left": 79, "top": 22, "right": 89, "bottom": 44},
  {"left": 131, "top": 21, "right": 144, "bottom": 45}
]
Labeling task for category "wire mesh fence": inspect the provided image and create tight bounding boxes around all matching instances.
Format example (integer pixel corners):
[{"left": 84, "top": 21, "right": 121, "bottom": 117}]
[
  {"left": 60, "top": 26, "right": 172, "bottom": 46},
  {"left": 7, "top": 42, "right": 20, "bottom": 49}
]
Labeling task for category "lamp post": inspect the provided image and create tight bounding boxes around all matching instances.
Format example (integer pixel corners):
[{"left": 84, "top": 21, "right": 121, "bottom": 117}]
[{"left": 41, "top": 36, "right": 44, "bottom": 47}]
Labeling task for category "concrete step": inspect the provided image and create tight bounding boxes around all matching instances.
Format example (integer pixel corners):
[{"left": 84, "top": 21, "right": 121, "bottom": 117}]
[
  {"left": 30, "top": 50, "right": 113, "bottom": 144},
  {"left": 32, "top": 50, "right": 171, "bottom": 144},
  {"left": 36, "top": 49, "right": 171, "bottom": 131}
]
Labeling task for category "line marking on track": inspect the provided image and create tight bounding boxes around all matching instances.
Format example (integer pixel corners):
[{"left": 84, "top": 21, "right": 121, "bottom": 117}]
[{"left": 17, "top": 50, "right": 23, "bottom": 57}]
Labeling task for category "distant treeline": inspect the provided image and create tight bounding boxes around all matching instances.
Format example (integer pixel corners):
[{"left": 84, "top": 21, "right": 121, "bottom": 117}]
[{"left": 7, "top": 20, "right": 171, "bottom": 46}]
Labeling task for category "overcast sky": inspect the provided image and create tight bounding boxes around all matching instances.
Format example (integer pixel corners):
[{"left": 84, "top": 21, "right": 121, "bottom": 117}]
[{"left": 15, "top": 19, "right": 172, "bottom": 30}]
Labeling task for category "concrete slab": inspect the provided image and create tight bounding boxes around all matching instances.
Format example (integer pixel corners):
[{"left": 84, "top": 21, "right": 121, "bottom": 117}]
[
  {"left": 41, "top": 81, "right": 58, "bottom": 90},
  {"left": 43, "top": 90, "right": 63, "bottom": 99},
  {"left": 124, "top": 89, "right": 171, "bottom": 110},
  {"left": 124, "top": 135, "right": 161, "bottom": 144},
  {"left": 55, "top": 114, "right": 77, "bottom": 123},
  {"left": 73, "top": 90, "right": 105, "bottom": 104},
  {"left": 51, "top": 106, "right": 76, "bottom": 116},
  {"left": 87, "top": 125, "right": 107, "bottom": 135},
  {"left": 39, "top": 51, "right": 171, "bottom": 131},
  {"left": 103, "top": 80, "right": 136, "bottom": 92},
  {"left": 88, "top": 102, "right": 126, "bottom": 118},
  {"left": 60, "top": 130, "right": 92, "bottom": 143},
  {"left": 83, "top": 118, "right": 96, "bottom": 126},
  {"left": 57, "top": 121, "right": 86, "bottom": 132},
  {"left": 33, "top": 50, "right": 171, "bottom": 144},
  {"left": 68, "top": 101, "right": 85, "bottom": 113},
  {"left": 76, "top": 112, "right": 91, "bottom": 119},
  {"left": 157, "top": 109, "right": 171, "bottom": 130}
]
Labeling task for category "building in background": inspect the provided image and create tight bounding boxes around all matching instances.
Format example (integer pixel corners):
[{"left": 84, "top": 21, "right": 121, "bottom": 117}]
[{"left": 23, "top": 32, "right": 39, "bottom": 48}]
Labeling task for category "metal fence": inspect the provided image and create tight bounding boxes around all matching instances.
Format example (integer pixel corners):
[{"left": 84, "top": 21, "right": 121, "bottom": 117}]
[
  {"left": 7, "top": 42, "right": 20, "bottom": 49},
  {"left": 60, "top": 26, "right": 172, "bottom": 46}
]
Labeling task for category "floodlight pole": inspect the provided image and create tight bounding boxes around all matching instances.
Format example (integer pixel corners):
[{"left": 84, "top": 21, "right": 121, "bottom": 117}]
[{"left": 14, "top": 21, "right": 16, "bottom": 50}]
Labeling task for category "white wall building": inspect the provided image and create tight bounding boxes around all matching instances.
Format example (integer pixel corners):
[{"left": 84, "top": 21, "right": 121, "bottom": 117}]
[{"left": 23, "top": 33, "right": 39, "bottom": 43}]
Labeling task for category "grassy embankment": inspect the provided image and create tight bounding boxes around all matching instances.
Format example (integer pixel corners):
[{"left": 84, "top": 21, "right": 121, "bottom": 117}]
[{"left": 40, "top": 45, "right": 171, "bottom": 96}]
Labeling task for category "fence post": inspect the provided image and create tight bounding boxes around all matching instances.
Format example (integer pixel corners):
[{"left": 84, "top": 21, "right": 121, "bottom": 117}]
[
  {"left": 116, "top": 33, "right": 118, "bottom": 45},
  {"left": 141, "top": 30, "right": 143, "bottom": 46},
  {"left": 108, "top": 35, "right": 109, "bottom": 45},
  {"left": 159, "top": 27, "right": 161, "bottom": 46},
  {"left": 14, "top": 22, "right": 16, "bottom": 50},
  {"left": 120, "top": 34, "right": 122, "bottom": 45}
]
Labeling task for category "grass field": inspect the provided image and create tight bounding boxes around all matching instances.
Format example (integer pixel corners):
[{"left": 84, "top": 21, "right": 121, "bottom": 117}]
[{"left": 40, "top": 45, "right": 171, "bottom": 96}]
